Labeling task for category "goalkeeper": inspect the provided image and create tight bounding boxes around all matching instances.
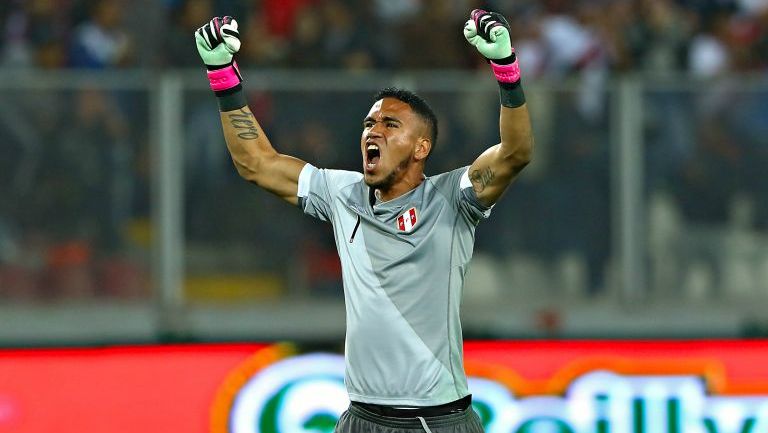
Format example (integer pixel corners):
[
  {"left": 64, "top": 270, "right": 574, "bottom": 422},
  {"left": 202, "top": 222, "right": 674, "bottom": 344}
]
[{"left": 196, "top": 10, "right": 533, "bottom": 433}]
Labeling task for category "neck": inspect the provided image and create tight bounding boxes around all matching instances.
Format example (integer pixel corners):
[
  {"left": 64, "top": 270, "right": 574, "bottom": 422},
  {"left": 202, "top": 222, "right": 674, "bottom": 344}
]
[{"left": 376, "top": 170, "right": 425, "bottom": 202}]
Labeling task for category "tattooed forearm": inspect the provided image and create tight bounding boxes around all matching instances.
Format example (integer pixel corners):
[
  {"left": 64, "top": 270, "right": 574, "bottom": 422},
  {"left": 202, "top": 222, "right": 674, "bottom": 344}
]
[
  {"left": 227, "top": 108, "right": 260, "bottom": 140},
  {"left": 469, "top": 167, "right": 495, "bottom": 193}
]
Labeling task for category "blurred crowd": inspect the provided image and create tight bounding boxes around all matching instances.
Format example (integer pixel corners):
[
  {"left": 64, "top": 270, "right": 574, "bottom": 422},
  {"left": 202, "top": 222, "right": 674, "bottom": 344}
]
[
  {"left": 1, "top": 0, "right": 767, "bottom": 301},
  {"left": 1, "top": 0, "right": 767, "bottom": 75}
]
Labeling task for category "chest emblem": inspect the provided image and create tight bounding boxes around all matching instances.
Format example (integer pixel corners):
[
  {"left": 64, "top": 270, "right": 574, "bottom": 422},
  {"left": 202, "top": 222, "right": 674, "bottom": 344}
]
[{"left": 396, "top": 207, "right": 418, "bottom": 233}]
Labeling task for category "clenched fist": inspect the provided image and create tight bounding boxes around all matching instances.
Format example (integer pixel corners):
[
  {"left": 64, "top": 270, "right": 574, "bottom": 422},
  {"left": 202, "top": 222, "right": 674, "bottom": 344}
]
[{"left": 195, "top": 16, "right": 243, "bottom": 94}]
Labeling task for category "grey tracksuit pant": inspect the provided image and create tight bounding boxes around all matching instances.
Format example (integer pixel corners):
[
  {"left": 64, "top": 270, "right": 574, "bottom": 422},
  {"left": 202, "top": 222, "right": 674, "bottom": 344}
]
[{"left": 334, "top": 403, "right": 485, "bottom": 433}]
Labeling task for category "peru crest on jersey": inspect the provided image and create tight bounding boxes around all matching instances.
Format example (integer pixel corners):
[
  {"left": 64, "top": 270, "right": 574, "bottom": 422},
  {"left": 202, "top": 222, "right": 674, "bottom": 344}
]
[{"left": 396, "top": 207, "right": 418, "bottom": 233}]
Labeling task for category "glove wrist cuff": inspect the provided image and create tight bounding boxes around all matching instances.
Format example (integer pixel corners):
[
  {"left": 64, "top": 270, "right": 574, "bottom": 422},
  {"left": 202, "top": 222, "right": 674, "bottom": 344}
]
[
  {"left": 491, "top": 52, "right": 515, "bottom": 66},
  {"left": 207, "top": 61, "right": 242, "bottom": 93},
  {"left": 216, "top": 85, "right": 247, "bottom": 111},
  {"left": 498, "top": 80, "right": 526, "bottom": 108},
  {"left": 490, "top": 56, "right": 521, "bottom": 84}
]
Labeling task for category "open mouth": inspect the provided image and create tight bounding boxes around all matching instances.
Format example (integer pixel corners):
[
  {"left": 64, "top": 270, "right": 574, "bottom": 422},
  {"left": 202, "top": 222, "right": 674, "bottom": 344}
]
[{"left": 365, "top": 144, "right": 381, "bottom": 172}]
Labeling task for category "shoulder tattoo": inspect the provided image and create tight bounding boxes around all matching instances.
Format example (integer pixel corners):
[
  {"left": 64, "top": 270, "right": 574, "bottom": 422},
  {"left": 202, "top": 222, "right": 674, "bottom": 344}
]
[{"left": 469, "top": 167, "right": 495, "bottom": 193}]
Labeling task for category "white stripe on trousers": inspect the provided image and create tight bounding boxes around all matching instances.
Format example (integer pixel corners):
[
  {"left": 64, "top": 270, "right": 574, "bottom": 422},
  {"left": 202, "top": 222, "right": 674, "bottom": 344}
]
[{"left": 417, "top": 416, "right": 434, "bottom": 433}]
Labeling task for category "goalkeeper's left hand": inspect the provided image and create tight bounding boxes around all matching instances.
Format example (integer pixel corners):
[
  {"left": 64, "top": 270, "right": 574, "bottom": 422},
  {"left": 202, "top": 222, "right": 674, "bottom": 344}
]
[
  {"left": 464, "top": 9, "right": 514, "bottom": 63},
  {"left": 464, "top": 9, "right": 524, "bottom": 105},
  {"left": 195, "top": 16, "right": 243, "bottom": 94},
  {"left": 464, "top": 9, "right": 520, "bottom": 84}
]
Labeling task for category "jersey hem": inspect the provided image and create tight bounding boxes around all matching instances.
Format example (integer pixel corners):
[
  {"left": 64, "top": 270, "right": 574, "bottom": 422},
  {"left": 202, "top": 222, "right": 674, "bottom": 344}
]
[{"left": 347, "top": 392, "right": 469, "bottom": 407}]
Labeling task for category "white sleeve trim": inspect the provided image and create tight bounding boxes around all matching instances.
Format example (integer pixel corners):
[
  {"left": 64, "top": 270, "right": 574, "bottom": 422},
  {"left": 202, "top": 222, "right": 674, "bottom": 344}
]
[
  {"left": 297, "top": 163, "right": 315, "bottom": 198},
  {"left": 459, "top": 167, "right": 495, "bottom": 213},
  {"left": 459, "top": 168, "right": 473, "bottom": 190}
]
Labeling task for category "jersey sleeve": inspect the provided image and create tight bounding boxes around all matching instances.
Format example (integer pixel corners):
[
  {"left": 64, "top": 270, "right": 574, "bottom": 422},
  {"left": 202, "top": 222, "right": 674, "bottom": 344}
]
[
  {"left": 297, "top": 164, "right": 361, "bottom": 222},
  {"left": 458, "top": 167, "right": 494, "bottom": 224},
  {"left": 432, "top": 166, "right": 493, "bottom": 226}
]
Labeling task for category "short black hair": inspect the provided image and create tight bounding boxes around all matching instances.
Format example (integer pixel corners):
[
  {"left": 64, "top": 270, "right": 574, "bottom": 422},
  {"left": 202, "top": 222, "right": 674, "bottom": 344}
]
[{"left": 373, "top": 87, "right": 438, "bottom": 153}]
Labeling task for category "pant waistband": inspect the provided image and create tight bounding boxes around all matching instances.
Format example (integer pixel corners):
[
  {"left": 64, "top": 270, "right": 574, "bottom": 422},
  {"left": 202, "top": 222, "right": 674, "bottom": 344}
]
[
  {"left": 350, "top": 395, "right": 471, "bottom": 418},
  {"left": 348, "top": 399, "right": 474, "bottom": 428}
]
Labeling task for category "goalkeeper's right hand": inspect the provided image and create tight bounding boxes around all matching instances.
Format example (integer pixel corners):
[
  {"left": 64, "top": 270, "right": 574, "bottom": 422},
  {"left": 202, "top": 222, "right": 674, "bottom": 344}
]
[{"left": 195, "top": 16, "right": 243, "bottom": 95}]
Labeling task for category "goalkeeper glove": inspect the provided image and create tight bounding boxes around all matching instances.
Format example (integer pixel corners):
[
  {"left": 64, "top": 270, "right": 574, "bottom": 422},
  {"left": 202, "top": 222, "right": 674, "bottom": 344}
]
[
  {"left": 464, "top": 9, "right": 525, "bottom": 108},
  {"left": 464, "top": 9, "right": 523, "bottom": 91},
  {"left": 195, "top": 16, "right": 243, "bottom": 95}
]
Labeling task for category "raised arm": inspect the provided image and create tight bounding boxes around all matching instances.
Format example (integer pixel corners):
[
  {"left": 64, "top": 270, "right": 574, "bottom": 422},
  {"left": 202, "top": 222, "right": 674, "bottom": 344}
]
[
  {"left": 196, "top": 17, "right": 305, "bottom": 205},
  {"left": 464, "top": 10, "right": 534, "bottom": 207}
]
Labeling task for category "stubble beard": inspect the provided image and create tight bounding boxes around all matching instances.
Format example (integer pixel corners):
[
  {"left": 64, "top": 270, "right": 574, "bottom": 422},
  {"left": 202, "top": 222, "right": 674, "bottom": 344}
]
[{"left": 364, "top": 153, "right": 412, "bottom": 192}]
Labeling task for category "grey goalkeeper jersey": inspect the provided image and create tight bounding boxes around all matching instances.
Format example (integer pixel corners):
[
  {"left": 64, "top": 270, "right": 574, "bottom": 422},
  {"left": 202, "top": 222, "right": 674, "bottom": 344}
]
[{"left": 297, "top": 164, "right": 492, "bottom": 406}]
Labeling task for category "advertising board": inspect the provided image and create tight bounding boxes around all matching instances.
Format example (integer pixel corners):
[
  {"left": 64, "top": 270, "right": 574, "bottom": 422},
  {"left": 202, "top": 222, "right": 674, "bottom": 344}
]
[{"left": 1, "top": 341, "right": 767, "bottom": 433}]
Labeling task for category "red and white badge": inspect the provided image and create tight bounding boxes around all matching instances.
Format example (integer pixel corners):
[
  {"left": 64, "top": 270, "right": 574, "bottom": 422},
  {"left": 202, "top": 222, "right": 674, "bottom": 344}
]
[{"left": 396, "top": 207, "right": 418, "bottom": 233}]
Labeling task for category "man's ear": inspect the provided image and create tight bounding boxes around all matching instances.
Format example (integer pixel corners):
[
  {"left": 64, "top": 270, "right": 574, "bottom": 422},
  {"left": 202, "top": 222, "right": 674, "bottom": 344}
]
[{"left": 415, "top": 137, "right": 432, "bottom": 161}]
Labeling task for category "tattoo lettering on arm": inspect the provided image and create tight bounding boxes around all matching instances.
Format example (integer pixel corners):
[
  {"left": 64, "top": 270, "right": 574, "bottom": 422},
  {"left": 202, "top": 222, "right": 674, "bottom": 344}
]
[
  {"left": 469, "top": 167, "right": 495, "bottom": 193},
  {"left": 227, "top": 108, "right": 261, "bottom": 140}
]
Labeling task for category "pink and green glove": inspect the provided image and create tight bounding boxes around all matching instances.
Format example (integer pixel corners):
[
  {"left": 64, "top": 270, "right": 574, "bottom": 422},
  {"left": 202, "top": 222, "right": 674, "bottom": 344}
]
[
  {"left": 464, "top": 9, "right": 526, "bottom": 107},
  {"left": 195, "top": 16, "right": 247, "bottom": 111}
]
